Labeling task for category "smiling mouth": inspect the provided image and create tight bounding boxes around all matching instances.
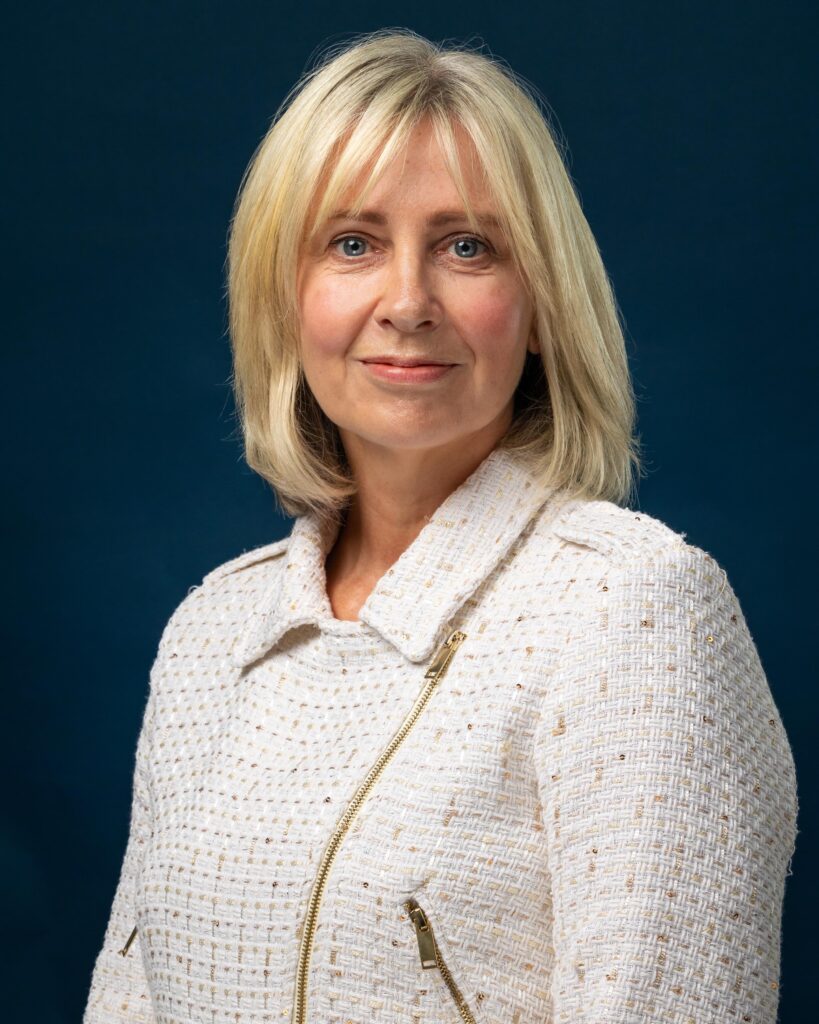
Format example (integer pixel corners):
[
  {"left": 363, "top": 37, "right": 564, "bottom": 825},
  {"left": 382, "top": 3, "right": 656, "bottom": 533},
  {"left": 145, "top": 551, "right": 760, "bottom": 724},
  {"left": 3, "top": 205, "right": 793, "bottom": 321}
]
[
  {"left": 359, "top": 358, "right": 456, "bottom": 367},
  {"left": 358, "top": 360, "right": 457, "bottom": 383}
]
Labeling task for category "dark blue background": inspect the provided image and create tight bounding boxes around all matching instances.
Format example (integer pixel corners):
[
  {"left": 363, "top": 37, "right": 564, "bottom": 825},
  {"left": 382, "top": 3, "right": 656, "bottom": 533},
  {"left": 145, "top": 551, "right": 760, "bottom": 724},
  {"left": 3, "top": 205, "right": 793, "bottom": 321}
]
[{"left": 5, "top": 3, "right": 816, "bottom": 1020}]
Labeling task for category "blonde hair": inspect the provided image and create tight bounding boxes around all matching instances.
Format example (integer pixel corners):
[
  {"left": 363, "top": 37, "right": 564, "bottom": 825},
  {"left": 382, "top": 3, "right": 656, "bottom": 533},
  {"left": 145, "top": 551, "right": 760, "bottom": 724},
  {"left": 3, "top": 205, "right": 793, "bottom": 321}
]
[{"left": 227, "top": 28, "right": 643, "bottom": 518}]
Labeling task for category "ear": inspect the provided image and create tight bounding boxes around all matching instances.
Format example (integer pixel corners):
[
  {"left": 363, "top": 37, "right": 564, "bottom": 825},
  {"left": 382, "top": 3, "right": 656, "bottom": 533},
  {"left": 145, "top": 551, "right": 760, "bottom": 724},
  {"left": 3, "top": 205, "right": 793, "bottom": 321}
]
[{"left": 526, "top": 330, "right": 540, "bottom": 355}]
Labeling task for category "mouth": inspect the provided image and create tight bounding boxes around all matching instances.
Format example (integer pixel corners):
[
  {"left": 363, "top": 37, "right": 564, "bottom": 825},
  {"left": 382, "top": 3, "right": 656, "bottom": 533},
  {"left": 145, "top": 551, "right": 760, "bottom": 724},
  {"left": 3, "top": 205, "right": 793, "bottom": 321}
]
[
  {"left": 359, "top": 358, "right": 456, "bottom": 367},
  {"left": 358, "top": 359, "right": 458, "bottom": 383}
]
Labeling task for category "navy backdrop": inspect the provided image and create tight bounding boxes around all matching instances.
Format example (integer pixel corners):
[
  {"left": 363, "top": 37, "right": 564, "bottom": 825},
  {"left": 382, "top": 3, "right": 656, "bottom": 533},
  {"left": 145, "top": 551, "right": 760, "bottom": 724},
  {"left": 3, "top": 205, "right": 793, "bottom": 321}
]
[{"left": 4, "top": 2, "right": 816, "bottom": 1020}]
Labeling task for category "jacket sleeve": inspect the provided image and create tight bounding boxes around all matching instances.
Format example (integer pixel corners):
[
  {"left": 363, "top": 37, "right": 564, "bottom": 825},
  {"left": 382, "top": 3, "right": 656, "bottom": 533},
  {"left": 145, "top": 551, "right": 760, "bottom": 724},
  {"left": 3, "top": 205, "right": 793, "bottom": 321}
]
[
  {"left": 82, "top": 657, "right": 161, "bottom": 1023},
  {"left": 533, "top": 540, "right": 798, "bottom": 1024}
]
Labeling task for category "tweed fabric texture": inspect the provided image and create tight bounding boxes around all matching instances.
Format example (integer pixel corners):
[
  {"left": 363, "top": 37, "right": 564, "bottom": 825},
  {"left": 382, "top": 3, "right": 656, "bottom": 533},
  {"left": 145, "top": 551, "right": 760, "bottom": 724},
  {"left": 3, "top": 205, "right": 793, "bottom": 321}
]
[{"left": 82, "top": 446, "right": 798, "bottom": 1024}]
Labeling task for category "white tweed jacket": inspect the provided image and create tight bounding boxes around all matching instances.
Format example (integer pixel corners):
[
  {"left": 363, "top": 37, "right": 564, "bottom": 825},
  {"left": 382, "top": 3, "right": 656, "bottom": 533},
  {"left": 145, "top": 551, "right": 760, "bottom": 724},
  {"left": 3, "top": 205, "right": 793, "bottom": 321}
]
[{"left": 83, "top": 446, "right": 798, "bottom": 1024}]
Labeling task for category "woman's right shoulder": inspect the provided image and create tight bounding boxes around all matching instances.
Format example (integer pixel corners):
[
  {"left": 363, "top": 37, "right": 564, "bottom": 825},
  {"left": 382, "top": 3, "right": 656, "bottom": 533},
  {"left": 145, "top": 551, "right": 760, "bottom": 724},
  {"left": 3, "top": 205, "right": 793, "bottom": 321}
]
[
  {"left": 152, "top": 535, "right": 291, "bottom": 664},
  {"left": 199, "top": 536, "right": 291, "bottom": 587}
]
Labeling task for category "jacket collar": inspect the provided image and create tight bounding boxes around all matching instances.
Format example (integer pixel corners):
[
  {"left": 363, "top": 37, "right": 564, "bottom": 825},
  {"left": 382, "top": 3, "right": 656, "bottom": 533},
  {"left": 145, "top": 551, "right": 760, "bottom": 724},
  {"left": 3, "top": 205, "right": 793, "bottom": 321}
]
[{"left": 231, "top": 447, "right": 560, "bottom": 668}]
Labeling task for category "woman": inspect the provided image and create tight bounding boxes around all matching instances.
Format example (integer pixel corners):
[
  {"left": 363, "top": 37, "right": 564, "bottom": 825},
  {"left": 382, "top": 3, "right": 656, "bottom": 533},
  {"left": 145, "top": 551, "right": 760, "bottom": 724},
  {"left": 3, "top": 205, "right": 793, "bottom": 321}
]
[{"left": 83, "top": 29, "right": 798, "bottom": 1024}]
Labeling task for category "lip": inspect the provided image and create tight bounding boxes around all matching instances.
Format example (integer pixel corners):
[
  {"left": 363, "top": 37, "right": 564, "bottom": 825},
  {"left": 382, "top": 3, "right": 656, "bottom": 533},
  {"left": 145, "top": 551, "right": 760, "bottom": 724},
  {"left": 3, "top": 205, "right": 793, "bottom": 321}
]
[
  {"left": 360, "top": 357, "right": 455, "bottom": 366},
  {"left": 359, "top": 359, "right": 457, "bottom": 384}
]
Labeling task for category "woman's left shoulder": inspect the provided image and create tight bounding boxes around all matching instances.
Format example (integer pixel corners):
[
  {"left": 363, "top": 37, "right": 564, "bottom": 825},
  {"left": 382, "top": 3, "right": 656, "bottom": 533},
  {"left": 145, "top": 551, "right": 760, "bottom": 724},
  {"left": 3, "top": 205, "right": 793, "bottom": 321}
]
[{"left": 547, "top": 494, "right": 721, "bottom": 576}]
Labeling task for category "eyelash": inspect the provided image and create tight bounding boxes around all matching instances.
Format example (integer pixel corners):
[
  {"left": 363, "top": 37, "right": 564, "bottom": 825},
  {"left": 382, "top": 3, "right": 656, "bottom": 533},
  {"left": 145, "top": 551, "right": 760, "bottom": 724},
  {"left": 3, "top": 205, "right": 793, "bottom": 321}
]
[{"left": 329, "top": 233, "right": 492, "bottom": 260}]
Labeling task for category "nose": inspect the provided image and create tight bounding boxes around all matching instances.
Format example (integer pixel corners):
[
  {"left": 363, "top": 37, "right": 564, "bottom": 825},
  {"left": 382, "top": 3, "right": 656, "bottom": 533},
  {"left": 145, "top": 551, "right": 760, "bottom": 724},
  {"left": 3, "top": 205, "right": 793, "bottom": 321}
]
[{"left": 374, "top": 247, "right": 442, "bottom": 333}]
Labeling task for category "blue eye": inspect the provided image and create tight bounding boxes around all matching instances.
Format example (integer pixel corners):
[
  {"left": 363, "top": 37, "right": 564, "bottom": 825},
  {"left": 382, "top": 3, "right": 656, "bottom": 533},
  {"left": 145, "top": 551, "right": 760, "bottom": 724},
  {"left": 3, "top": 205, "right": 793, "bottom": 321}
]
[
  {"left": 334, "top": 236, "right": 368, "bottom": 257},
  {"left": 450, "top": 237, "right": 486, "bottom": 259},
  {"left": 329, "top": 234, "right": 490, "bottom": 259}
]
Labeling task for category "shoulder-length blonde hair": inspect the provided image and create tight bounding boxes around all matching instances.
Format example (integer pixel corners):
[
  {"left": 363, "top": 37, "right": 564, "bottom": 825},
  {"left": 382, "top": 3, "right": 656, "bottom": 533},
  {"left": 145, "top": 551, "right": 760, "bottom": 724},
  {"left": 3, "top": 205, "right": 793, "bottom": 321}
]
[{"left": 227, "top": 28, "right": 643, "bottom": 519}]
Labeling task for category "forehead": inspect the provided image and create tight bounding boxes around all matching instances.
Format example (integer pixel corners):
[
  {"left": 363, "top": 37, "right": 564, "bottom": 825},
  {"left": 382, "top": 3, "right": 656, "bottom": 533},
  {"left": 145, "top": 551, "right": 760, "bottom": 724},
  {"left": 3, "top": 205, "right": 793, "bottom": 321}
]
[
  {"left": 324, "top": 207, "right": 504, "bottom": 233},
  {"left": 314, "top": 116, "right": 496, "bottom": 226},
  {"left": 372, "top": 122, "right": 480, "bottom": 189}
]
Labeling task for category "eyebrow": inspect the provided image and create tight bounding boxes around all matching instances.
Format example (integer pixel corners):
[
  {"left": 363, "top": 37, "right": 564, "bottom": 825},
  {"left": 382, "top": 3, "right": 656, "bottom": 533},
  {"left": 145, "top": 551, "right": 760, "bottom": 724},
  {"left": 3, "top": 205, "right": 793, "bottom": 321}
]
[{"left": 326, "top": 208, "right": 503, "bottom": 229}]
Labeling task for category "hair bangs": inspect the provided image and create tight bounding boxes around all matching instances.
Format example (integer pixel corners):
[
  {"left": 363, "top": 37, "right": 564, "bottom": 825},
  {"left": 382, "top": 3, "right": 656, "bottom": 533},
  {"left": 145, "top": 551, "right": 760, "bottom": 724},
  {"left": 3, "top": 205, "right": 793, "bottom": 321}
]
[{"left": 304, "top": 103, "right": 427, "bottom": 246}]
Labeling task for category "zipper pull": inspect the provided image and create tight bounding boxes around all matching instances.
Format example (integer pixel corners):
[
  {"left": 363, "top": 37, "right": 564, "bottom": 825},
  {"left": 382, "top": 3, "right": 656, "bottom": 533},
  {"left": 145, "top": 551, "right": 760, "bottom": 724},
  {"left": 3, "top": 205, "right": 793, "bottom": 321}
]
[
  {"left": 118, "top": 924, "right": 138, "bottom": 957},
  {"left": 404, "top": 898, "right": 438, "bottom": 969},
  {"left": 424, "top": 630, "right": 467, "bottom": 680}
]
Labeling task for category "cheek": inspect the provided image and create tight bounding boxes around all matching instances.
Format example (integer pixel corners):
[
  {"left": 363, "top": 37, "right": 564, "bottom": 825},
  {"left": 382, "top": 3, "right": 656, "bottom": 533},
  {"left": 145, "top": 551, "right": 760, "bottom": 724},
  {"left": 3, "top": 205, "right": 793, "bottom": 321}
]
[
  {"left": 456, "top": 289, "right": 530, "bottom": 366},
  {"left": 300, "top": 276, "right": 367, "bottom": 359}
]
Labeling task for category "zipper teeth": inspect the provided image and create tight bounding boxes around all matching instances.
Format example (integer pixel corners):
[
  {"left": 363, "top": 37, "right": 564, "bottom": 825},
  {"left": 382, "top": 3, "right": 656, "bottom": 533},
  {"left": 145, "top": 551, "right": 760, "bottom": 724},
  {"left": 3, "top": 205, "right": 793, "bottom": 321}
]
[
  {"left": 292, "top": 629, "right": 468, "bottom": 1024},
  {"left": 404, "top": 898, "right": 478, "bottom": 1024},
  {"left": 436, "top": 945, "right": 478, "bottom": 1024}
]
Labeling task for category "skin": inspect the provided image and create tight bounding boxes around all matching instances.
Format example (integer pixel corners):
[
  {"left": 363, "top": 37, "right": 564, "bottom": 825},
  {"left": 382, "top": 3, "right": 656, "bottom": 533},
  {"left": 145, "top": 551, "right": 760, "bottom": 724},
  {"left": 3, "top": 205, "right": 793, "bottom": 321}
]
[{"left": 296, "top": 116, "right": 539, "bottom": 620}]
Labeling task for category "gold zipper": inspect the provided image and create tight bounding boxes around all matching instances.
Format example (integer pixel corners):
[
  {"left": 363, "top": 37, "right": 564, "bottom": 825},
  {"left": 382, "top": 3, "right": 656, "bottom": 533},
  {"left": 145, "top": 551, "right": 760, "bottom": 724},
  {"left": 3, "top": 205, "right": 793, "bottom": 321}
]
[
  {"left": 118, "top": 924, "right": 138, "bottom": 957},
  {"left": 403, "top": 896, "right": 478, "bottom": 1024},
  {"left": 291, "top": 628, "right": 468, "bottom": 1024}
]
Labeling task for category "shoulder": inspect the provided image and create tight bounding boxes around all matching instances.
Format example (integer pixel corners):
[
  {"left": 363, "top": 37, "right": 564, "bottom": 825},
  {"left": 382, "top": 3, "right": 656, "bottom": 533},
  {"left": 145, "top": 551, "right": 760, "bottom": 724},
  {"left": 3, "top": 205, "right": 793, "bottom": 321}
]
[
  {"left": 544, "top": 495, "right": 730, "bottom": 609},
  {"left": 541, "top": 502, "right": 762, "bottom": 696},
  {"left": 199, "top": 535, "right": 290, "bottom": 587},
  {"left": 550, "top": 495, "right": 690, "bottom": 564},
  {"left": 178, "top": 533, "right": 291, "bottom": 619},
  {"left": 151, "top": 535, "right": 291, "bottom": 663}
]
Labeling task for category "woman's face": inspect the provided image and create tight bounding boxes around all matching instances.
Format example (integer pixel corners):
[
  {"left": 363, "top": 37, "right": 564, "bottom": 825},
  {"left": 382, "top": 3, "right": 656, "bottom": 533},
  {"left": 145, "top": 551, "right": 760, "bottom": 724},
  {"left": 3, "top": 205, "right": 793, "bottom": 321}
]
[{"left": 296, "top": 117, "right": 539, "bottom": 462}]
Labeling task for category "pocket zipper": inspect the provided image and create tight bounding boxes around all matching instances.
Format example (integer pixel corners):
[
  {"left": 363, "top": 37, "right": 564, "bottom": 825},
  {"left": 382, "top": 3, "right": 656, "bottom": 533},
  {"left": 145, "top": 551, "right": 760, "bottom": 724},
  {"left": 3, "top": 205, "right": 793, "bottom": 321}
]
[
  {"left": 403, "top": 897, "right": 478, "bottom": 1024},
  {"left": 119, "top": 924, "right": 138, "bottom": 957}
]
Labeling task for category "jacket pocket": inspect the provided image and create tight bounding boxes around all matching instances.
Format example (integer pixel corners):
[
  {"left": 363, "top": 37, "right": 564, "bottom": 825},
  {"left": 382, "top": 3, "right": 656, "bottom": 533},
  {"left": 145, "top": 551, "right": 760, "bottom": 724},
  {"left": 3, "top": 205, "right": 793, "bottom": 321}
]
[{"left": 401, "top": 895, "right": 482, "bottom": 1024}]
